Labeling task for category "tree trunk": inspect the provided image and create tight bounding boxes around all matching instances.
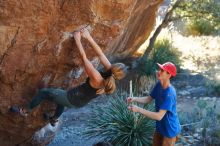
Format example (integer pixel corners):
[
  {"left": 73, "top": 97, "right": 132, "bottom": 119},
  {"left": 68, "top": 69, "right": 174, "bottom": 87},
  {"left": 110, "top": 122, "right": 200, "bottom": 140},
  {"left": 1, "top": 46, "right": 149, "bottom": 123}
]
[{"left": 143, "top": 0, "right": 182, "bottom": 57}]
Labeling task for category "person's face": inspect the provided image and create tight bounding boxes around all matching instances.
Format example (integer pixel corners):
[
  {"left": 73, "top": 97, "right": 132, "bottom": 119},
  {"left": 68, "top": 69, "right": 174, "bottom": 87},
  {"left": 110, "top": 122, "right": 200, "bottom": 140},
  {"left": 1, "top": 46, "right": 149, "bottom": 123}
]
[{"left": 157, "top": 68, "right": 171, "bottom": 81}]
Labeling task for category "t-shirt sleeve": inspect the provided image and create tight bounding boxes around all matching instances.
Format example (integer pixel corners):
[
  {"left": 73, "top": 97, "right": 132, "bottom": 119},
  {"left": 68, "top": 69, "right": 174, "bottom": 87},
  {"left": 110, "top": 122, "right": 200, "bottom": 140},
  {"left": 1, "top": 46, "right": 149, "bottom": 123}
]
[
  {"left": 150, "top": 82, "right": 159, "bottom": 99},
  {"left": 160, "top": 93, "right": 173, "bottom": 112}
]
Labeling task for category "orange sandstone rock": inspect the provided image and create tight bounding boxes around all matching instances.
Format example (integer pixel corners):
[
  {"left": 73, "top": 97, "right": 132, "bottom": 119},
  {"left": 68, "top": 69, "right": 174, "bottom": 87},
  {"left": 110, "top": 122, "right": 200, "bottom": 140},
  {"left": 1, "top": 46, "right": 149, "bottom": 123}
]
[{"left": 0, "top": 0, "right": 163, "bottom": 145}]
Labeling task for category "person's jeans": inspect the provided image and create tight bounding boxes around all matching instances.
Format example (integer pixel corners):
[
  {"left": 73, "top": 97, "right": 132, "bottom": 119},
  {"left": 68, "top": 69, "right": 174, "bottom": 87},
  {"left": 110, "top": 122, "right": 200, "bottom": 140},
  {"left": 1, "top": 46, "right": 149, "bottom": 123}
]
[
  {"left": 28, "top": 88, "right": 73, "bottom": 119},
  {"left": 152, "top": 131, "right": 179, "bottom": 146}
]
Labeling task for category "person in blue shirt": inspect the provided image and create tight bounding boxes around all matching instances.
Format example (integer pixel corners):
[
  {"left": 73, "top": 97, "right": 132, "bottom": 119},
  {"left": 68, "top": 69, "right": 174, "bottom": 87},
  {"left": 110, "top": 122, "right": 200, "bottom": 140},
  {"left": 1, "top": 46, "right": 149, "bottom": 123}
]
[{"left": 127, "top": 62, "right": 181, "bottom": 146}]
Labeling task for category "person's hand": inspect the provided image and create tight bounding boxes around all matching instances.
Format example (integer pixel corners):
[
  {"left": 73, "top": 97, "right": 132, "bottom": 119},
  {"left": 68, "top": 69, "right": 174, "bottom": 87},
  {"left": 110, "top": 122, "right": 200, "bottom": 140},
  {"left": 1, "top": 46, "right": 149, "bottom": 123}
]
[
  {"left": 128, "top": 105, "right": 140, "bottom": 113},
  {"left": 81, "top": 28, "right": 91, "bottom": 40},
  {"left": 126, "top": 97, "right": 135, "bottom": 103},
  {"left": 73, "top": 31, "right": 81, "bottom": 41}
]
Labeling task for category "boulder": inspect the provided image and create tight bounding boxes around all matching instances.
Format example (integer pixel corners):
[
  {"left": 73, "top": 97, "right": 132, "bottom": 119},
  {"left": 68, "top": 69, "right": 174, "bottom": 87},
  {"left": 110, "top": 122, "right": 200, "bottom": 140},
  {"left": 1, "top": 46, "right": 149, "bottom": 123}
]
[{"left": 0, "top": 0, "right": 163, "bottom": 145}]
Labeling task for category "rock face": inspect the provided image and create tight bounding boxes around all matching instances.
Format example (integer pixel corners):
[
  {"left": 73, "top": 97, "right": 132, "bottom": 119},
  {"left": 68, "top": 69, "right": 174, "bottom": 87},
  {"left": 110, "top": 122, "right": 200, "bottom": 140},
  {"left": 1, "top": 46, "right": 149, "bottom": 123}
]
[{"left": 0, "top": 0, "right": 163, "bottom": 145}]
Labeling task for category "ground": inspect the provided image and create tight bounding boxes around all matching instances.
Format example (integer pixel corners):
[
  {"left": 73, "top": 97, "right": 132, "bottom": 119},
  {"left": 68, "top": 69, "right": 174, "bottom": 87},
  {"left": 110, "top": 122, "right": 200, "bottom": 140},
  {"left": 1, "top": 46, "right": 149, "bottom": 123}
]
[{"left": 47, "top": 96, "right": 108, "bottom": 146}]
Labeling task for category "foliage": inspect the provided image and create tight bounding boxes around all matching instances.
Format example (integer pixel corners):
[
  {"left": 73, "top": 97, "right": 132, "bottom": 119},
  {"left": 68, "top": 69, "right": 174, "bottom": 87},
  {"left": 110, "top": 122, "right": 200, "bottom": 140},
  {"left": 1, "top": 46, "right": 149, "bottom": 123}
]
[
  {"left": 133, "top": 76, "right": 156, "bottom": 96},
  {"left": 186, "top": 19, "right": 216, "bottom": 36},
  {"left": 137, "top": 39, "right": 181, "bottom": 76},
  {"left": 178, "top": 99, "right": 220, "bottom": 145},
  {"left": 174, "top": 0, "right": 220, "bottom": 35},
  {"left": 206, "top": 80, "right": 220, "bottom": 96},
  {"left": 178, "top": 108, "right": 201, "bottom": 134},
  {"left": 84, "top": 93, "right": 155, "bottom": 146}
]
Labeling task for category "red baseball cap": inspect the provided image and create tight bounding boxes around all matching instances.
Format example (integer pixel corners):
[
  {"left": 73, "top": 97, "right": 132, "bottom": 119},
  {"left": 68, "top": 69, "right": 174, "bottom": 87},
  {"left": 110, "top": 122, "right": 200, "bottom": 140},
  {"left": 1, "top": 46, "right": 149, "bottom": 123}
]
[{"left": 157, "top": 62, "right": 177, "bottom": 77}]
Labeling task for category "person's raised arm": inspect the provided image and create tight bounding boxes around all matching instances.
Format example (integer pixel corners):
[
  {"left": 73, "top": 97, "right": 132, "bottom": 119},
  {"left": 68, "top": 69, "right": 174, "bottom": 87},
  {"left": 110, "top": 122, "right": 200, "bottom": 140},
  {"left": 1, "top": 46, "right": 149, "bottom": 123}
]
[
  {"left": 73, "top": 32, "right": 103, "bottom": 87},
  {"left": 81, "top": 28, "right": 111, "bottom": 71}
]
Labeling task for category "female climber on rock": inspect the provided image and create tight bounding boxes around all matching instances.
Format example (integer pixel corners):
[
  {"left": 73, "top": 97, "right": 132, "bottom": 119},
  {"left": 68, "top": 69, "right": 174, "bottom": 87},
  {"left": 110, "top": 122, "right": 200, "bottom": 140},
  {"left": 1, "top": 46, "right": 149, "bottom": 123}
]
[{"left": 10, "top": 27, "right": 127, "bottom": 126}]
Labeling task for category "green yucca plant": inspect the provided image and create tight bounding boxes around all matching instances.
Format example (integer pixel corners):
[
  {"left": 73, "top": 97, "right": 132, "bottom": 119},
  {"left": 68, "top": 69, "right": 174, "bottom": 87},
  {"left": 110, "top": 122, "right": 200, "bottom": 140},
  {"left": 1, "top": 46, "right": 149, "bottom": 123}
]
[{"left": 84, "top": 94, "right": 155, "bottom": 146}]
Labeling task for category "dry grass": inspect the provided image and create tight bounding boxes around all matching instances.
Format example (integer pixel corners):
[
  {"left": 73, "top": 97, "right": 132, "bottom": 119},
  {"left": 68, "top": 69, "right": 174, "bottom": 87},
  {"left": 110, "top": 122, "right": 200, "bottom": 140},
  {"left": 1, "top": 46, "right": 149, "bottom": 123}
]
[{"left": 157, "top": 29, "right": 220, "bottom": 81}]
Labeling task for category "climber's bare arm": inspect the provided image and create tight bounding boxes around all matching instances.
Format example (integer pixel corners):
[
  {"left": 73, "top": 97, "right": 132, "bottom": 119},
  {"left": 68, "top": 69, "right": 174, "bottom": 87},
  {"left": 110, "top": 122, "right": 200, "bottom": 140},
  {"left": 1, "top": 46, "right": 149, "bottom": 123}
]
[
  {"left": 81, "top": 28, "right": 111, "bottom": 71},
  {"left": 73, "top": 32, "right": 103, "bottom": 87}
]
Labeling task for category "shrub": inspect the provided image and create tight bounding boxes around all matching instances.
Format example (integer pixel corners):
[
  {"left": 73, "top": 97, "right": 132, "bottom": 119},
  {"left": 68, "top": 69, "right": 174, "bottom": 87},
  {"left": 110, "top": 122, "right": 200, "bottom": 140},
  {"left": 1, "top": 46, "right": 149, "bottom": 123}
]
[
  {"left": 137, "top": 39, "right": 181, "bottom": 76},
  {"left": 186, "top": 19, "right": 216, "bottom": 36},
  {"left": 206, "top": 80, "right": 220, "bottom": 96},
  {"left": 178, "top": 100, "right": 220, "bottom": 145},
  {"left": 133, "top": 76, "right": 156, "bottom": 95},
  {"left": 178, "top": 108, "right": 201, "bottom": 134},
  {"left": 84, "top": 93, "right": 155, "bottom": 146}
]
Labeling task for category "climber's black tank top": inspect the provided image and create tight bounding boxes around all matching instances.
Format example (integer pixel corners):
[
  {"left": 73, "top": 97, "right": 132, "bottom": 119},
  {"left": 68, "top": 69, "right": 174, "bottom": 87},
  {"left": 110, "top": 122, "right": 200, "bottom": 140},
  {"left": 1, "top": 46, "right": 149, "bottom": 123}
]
[{"left": 67, "top": 70, "right": 112, "bottom": 107}]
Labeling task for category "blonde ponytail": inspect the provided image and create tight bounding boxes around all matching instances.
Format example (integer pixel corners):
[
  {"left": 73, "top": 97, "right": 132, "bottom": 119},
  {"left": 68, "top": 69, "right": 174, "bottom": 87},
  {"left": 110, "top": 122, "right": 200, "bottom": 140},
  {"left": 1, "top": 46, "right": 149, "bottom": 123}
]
[
  {"left": 96, "top": 63, "right": 127, "bottom": 95},
  {"left": 111, "top": 63, "right": 127, "bottom": 80},
  {"left": 96, "top": 76, "right": 116, "bottom": 95}
]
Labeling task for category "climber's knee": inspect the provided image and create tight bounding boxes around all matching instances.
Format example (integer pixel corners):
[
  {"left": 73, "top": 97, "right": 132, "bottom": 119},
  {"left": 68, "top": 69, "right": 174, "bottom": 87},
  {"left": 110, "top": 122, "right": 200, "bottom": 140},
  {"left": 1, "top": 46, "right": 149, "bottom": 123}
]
[{"left": 39, "top": 88, "right": 50, "bottom": 93}]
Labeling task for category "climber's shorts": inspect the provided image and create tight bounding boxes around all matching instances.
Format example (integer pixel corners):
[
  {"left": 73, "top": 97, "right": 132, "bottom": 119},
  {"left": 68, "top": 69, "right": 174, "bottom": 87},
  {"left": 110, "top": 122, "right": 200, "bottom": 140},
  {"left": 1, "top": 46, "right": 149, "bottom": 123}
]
[{"left": 42, "top": 88, "right": 74, "bottom": 108}]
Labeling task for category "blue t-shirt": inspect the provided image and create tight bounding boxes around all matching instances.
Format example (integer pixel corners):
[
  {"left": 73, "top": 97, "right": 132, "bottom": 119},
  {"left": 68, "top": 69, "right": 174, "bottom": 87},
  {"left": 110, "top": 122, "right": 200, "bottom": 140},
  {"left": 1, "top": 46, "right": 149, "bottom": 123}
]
[{"left": 150, "top": 81, "right": 181, "bottom": 138}]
